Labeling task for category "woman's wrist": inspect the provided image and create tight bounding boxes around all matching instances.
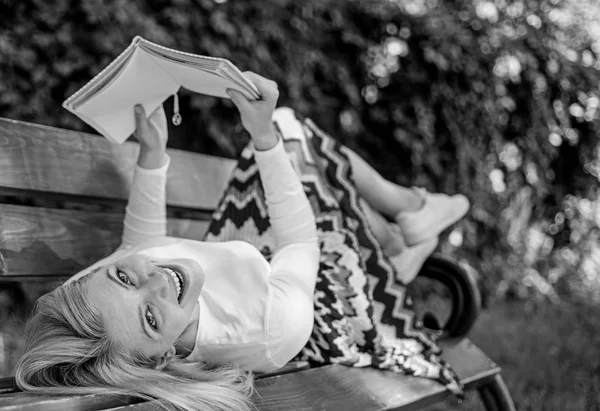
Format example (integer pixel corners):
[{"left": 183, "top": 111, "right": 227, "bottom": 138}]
[
  {"left": 137, "top": 146, "right": 168, "bottom": 169},
  {"left": 251, "top": 125, "right": 279, "bottom": 151}
]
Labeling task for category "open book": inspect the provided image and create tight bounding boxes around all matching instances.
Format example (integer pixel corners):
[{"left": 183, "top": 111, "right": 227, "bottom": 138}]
[{"left": 63, "top": 36, "right": 260, "bottom": 144}]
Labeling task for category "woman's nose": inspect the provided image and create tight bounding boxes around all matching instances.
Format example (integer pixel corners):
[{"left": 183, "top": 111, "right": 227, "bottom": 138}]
[{"left": 146, "top": 270, "right": 170, "bottom": 298}]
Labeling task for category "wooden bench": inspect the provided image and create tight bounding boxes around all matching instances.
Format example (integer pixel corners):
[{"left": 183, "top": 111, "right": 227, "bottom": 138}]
[{"left": 0, "top": 118, "right": 515, "bottom": 410}]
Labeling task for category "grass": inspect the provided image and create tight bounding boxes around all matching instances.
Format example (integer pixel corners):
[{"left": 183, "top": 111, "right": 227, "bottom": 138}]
[
  {"left": 1, "top": 286, "right": 599, "bottom": 410},
  {"left": 426, "top": 300, "right": 600, "bottom": 411}
]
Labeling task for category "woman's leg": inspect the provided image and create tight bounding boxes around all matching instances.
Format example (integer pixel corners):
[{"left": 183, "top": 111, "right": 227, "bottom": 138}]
[
  {"left": 350, "top": 159, "right": 433, "bottom": 283},
  {"left": 274, "top": 107, "right": 468, "bottom": 248},
  {"left": 358, "top": 198, "right": 404, "bottom": 256},
  {"left": 341, "top": 146, "right": 469, "bottom": 247},
  {"left": 341, "top": 147, "right": 423, "bottom": 217},
  {"left": 360, "top": 197, "right": 438, "bottom": 284}
]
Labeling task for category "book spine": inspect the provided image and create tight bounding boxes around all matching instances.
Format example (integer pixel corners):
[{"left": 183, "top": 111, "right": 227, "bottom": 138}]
[{"left": 138, "top": 37, "right": 224, "bottom": 63}]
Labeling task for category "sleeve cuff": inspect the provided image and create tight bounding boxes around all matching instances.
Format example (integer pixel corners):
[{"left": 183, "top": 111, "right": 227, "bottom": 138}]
[
  {"left": 135, "top": 154, "right": 171, "bottom": 175},
  {"left": 253, "top": 138, "right": 285, "bottom": 160}
]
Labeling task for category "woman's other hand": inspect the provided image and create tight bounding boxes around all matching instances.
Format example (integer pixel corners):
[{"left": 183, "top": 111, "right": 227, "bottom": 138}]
[
  {"left": 227, "top": 72, "right": 279, "bottom": 151},
  {"left": 133, "top": 104, "right": 169, "bottom": 169},
  {"left": 134, "top": 105, "right": 168, "bottom": 151}
]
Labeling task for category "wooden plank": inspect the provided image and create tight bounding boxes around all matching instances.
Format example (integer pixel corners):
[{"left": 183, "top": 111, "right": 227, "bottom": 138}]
[
  {"left": 0, "top": 339, "right": 500, "bottom": 410},
  {"left": 0, "top": 379, "right": 16, "bottom": 395},
  {"left": 0, "top": 118, "right": 236, "bottom": 210},
  {"left": 0, "top": 362, "right": 310, "bottom": 407},
  {"left": 0, "top": 363, "right": 311, "bottom": 404},
  {"left": 0, "top": 392, "right": 141, "bottom": 411},
  {"left": 253, "top": 338, "right": 498, "bottom": 411},
  {"left": 95, "top": 339, "right": 500, "bottom": 411},
  {"left": 0, "top": 204, "right": 209, "bottom": 277},
  {"left": 255, "top": 361, "right": 310, "bottom": 379}
]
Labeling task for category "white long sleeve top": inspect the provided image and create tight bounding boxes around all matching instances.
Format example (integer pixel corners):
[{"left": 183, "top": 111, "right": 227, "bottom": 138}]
[{"left": 65, "top": 139, "right": 319, "bottom": 372}]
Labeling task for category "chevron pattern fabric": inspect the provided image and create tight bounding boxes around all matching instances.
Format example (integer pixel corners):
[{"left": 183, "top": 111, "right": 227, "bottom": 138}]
[{"left": 203, "top": 108, "right": 463, "bottom": 397}]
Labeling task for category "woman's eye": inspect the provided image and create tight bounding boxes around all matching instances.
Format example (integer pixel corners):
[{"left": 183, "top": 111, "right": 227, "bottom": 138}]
[
  {"left": 117, "top": 270, "right": 132, "bottom": 285},
  {"left": 146, "top": 309, "right": 157, "bottom": 330}
]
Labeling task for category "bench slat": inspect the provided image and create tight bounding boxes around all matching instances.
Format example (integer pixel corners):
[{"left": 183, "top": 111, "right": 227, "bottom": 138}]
[
  {"left": 0, "top": 379, "right": 16, "bottom": 395},
  {"left": 0, "top": 204, "right": 209, "bottom": 277},
  {"left": 0, "top": 118, "right": 236, "bottom": 210},
  {"left": 253, "top": 338, "right": 498, "bottom": 411},
  {"left": 0, "top": 362, "right": 311, "bottom": 399},
  {"left": 0, "top": 392, "right": 141, "bottom": 411},
  {"left": 0, "top": 339, "right": 499, "bottom": 411}
]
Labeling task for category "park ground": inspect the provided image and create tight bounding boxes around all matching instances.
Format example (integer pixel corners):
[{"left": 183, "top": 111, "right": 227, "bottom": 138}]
[{"left": 427, "top": 300, "right": 600, "bottom": 411}]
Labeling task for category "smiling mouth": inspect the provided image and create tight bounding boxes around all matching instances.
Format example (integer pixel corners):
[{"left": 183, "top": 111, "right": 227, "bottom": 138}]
[{"left": 162, "top": 267, "right": 185, "bottom": 303}]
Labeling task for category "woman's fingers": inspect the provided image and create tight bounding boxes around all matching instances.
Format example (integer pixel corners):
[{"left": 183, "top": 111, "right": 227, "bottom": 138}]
[
  {"left": 228, "top": 72, "right": 279, "bottom": 145},
  {"left": 133, "top": 104, "right": 168, "bottom": 150},
  {"left": 243, "top": 71, "right": 279, "bottom": 102},
  {"left": 227, "top": 89, "right": 252, "bottom": 113},
  {"left": 134, "top": 105, "right": 149, "bottom": 136}
]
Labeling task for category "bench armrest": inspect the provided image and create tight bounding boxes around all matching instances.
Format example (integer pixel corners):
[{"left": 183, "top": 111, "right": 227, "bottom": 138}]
[{"left": 416, "top": 254, "right": 481, "bottom": 338}]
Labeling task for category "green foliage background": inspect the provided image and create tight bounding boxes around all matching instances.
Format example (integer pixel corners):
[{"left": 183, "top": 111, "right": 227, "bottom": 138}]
[{"left": 2, "top": 0, "right": 600, "bottom": 303}]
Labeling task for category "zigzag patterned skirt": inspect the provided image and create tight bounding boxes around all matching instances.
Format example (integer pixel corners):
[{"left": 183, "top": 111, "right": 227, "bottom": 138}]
[{"left": 203, "top": 111, "right": 463, "bottom": 397}]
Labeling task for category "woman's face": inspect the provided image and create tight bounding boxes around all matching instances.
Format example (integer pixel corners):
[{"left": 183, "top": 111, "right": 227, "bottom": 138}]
[{"left": 84, "top": 254, "right": 205, "bottom": 366}]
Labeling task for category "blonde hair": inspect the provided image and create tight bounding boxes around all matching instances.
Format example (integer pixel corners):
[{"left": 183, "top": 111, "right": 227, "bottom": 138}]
[{"left": 15, "top": 275, "right": 254, "bottom": 411}]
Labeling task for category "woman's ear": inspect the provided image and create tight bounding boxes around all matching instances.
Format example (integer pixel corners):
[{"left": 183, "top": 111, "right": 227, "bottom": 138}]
[{"left": 153, "top": 346, "right": 176, "bottom": 370}]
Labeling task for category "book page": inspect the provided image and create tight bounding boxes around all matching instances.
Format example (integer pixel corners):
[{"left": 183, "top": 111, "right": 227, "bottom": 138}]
[
  {"left": 71, "top": 47, "right": 136, "bottom": 109},
  {"left": 64, "top": 42, "right": 137, "bottom": 109},
  {"left": 77, "top": 48, "right": 179, "bottom": 144},
  {"left": 151, "top": 56, "right": 257, "bottom": 100},
  {"left": 137, "top": 38, "right": 259, "bottom": 99}
]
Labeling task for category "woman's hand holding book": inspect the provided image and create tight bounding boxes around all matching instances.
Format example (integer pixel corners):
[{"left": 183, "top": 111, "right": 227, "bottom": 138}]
[
  {"left": 133, "top": 104, "right": 169, "bottom": 169},
  {"left": 227, "top": 71, "right": 280, "bottom": 151}
]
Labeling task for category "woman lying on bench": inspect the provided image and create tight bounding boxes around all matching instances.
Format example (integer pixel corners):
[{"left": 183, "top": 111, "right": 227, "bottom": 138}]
[{"left": 15, "top": 73, "right": 469, "bottom": 411}]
